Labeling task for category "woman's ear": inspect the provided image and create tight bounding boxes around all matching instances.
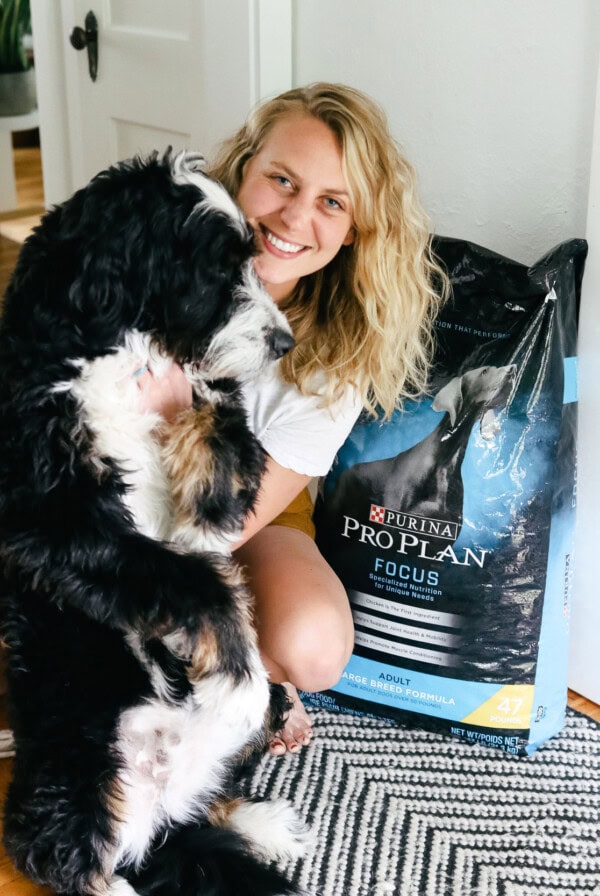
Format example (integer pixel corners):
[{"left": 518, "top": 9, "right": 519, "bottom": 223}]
[{"left": 342, "top": 227, "right": 355, "bottom": 246}]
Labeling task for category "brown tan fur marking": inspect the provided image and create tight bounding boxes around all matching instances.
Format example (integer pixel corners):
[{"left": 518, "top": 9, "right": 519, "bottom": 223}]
[
  {"left": 160, "top": 405, "right": 216, "bottom": 523},
  {"left": 187, "top": 624, "right": 221, "bottom": 681},
  {"left": 206, "top": 797, "right": 243, "bottom": 829}
]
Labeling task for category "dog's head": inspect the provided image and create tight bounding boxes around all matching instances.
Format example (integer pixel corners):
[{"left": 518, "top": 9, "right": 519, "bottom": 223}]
[
  {"left": 7, "top": 149, "right": 293, "bottom": 377},
  {"left": 432, "top": 364, "right": 516, "bottom": 433}
]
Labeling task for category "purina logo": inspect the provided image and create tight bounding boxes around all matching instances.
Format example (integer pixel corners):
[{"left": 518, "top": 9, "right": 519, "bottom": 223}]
[
  {"left": 369, "top": 505, "right": 386, "bottom": 524},
  {"left": 368, "top": 504, "right": 458, "bottom": 541}
]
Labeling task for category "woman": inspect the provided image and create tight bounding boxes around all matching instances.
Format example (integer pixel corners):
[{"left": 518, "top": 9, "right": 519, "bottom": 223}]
[{"left": 140, "top": 83, "right": 447, "bottom": 754}]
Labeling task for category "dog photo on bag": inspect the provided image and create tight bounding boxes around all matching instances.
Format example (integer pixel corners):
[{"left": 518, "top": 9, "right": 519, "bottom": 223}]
[{"left": 0, "top": 149, "right": 310, "bottom": 896}]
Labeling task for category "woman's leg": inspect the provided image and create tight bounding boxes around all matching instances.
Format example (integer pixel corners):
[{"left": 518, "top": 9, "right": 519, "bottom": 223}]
[{"left": 235, "top": 525, "right": 354, "bottom": 753}]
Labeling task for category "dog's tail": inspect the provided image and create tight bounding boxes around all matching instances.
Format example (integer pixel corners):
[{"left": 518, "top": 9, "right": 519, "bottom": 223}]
[{"left": 126, "top": 804, "right": 308, "bottom": 896}]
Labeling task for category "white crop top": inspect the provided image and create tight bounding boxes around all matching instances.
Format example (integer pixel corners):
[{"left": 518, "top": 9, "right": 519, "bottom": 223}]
[{"left": 242, "top": 362, "right": 363, "bottom": 477}]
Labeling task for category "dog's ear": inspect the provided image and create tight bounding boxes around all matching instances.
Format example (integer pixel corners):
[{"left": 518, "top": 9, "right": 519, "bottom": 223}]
[
  {"left": 68, "top": 234, "right": 135, "bottom": 340},
  {"left": 158, "top": 226, "right": 234, "bottom": 352},
  {"left": 431, "top": 376, "right": 463, "bottom": 426},
  {"left": 158, "top": 208, "right": 255, "bottom": 361}
]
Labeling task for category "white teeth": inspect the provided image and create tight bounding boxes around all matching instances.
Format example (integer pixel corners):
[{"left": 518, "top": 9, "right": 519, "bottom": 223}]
[{"left": 264, "top": 230, "right": 304, "bottom": 254}]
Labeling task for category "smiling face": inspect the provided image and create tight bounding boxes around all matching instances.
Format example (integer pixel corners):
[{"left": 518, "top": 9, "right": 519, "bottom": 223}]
[{"left": 236, "top": 114, "right": 355, "bottom": 303}]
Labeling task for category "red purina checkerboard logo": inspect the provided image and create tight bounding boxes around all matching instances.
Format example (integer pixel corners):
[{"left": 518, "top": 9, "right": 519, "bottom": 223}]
[{"left": 369, "top": 504, "right": 386, "bottom": 523}]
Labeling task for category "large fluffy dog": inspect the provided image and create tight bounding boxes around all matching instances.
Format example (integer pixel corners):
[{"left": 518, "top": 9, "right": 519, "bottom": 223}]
[{"left": 0, "top": 151, "right": 307, "bottom": 895}]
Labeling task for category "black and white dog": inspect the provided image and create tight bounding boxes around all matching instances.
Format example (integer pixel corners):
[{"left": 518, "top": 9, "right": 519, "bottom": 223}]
[{"left": 0, "top": 150, "right": 308, "bottom": 896}]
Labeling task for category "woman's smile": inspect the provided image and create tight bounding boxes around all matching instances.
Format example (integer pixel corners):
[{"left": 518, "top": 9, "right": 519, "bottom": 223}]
[{"left": 260, "top": 225, "right": 308, "bottom": 257}]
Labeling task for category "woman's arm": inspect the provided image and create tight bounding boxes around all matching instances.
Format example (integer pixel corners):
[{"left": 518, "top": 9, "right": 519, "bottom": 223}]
[{"left": 234, "top": 456, "right": 312, "bottom": 549}]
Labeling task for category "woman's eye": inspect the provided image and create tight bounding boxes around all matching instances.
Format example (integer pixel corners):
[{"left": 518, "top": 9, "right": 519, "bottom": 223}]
[
  {"left": 324, "top": 197, "right": 342, "bottom": 210},
  {"left": 272, "top": 175, "right": 291, "bottom": 187}
]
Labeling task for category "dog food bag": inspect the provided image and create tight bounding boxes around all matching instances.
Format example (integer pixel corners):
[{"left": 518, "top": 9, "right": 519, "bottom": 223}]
[{"left": 309, "top": 236, "right": 586, "bottom": 756}]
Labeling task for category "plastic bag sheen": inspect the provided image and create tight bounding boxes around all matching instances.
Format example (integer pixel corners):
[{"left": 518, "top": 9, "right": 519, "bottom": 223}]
[{"left": 308, "top": 236, "right": 587, "bottom": 756}]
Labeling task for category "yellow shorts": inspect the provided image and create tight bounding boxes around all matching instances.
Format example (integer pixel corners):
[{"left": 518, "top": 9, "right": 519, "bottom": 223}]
[{"left": 269, "top": 486, "right": 316, "bottom": 540}]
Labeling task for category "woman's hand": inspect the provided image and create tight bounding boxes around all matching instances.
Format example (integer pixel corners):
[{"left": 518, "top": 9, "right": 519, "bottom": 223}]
[{"left": 137, "top": 363, "right": 193, "bottom": 423}]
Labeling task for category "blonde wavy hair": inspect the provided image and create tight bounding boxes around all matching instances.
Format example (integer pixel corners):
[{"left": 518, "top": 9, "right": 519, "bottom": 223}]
[{"left": 208, "top": 82, "right": 447, "bottom": 418}]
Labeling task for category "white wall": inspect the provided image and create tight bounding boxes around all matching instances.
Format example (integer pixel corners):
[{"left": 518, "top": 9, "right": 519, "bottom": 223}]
[{"left": 292, "top": 0, "right": 600, "bottom": 264}]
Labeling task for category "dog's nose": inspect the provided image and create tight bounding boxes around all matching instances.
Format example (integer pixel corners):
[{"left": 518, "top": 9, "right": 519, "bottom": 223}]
[{"left": 269, "top": 328, "right": 295, "bottom": 359}]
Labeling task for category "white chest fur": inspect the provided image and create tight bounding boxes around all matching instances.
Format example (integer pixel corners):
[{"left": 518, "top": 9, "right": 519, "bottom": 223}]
[
  {"left": 67, "top": 331, "right": 174, "bottom": 541},
  {"left": 112, "top": 652, "right": 270, "bottom": 869}
]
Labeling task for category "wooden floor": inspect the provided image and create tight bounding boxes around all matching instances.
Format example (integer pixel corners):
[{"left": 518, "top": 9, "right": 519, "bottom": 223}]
[
  {"left": 0, "top": 146, "right": 599, "bottom": 895},
  {"left": 10, "top": 146, "right": 44, "bottom": 210},
  {"left": 0, "top": 232, "right": 24, "bottom": 301},
  {"left": 0, "top": 144, "right": 44, "bottom": 305}
]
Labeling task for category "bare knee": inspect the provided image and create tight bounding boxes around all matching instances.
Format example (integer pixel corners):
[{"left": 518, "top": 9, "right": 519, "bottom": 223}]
[
  {"left": 265, "top": 597, "right": 354, "bottom": 694},
  {"left": 290, "top": 634, "right": 353, "bottom": 693},
  {"left": 239, "top": 526, "right": 355, "bottom": 693}
]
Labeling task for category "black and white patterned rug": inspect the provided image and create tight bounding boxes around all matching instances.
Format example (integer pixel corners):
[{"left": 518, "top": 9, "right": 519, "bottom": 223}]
[{"left": 245, "top": 708, "right": 600, "bottom": 896}]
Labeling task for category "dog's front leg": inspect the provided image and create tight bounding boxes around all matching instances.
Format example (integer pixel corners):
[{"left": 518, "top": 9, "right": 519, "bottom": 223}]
[
  {"left": 160, "top": 401, "right": 266, "bottom": 554},
  {"left": 3, "top": 522, "right": 253, "bottom": 680}
]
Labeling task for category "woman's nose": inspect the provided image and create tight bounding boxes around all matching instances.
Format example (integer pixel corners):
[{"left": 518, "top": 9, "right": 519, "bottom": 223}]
[{"left": 280, "top": 194, "right": 312, "bottom": 230}]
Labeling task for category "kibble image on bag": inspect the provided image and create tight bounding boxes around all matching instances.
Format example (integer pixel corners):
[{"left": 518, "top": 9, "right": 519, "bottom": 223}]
[{"left": 309, "top": 237, "right": 586, "bottom": 755}]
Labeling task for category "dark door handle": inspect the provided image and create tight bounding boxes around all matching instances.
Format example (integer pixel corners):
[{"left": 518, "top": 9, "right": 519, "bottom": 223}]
[{"left": 70, "top": 10, "right": 98, "bottom": 82}]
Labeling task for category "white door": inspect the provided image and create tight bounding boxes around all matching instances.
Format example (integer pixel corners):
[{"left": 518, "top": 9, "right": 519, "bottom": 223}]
[{"left": 55, "top": 0, "right": 291, "bottom": 190}]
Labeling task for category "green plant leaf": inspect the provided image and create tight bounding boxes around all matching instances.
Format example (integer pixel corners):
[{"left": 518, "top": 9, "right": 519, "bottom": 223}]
[{"left": 0, "top": 0, "right": 32, "bottom": 73}]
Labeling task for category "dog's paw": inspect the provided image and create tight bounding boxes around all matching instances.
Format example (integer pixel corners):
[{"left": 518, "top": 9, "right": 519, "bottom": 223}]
[
  {"left": 265, "top": 682, "right": 294, "bottom": 740},
  {"left": 227, "top": 798, "right": 312, "bottom": 862}
]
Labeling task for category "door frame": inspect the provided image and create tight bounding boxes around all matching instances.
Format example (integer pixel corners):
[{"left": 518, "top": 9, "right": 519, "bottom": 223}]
[{"left": 30, "top": 0, "right": 292, "bottom": 207}]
